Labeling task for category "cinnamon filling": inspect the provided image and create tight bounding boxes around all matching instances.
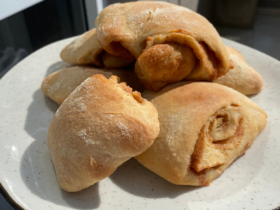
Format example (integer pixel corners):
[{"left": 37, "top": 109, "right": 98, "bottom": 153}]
[
  {"left": 191, "top": 104, "right": 244, "bottom": 172},
  {"left": 109, "top": 76, "right": 144, "bottom": 103},
  {"left": 107, "top": 42, "right": 135, "bottom": 60}
]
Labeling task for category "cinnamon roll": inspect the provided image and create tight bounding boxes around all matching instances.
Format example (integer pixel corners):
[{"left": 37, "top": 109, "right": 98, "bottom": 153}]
[{"left": 136, "top": 82, "right": 267, "bottom": 185}]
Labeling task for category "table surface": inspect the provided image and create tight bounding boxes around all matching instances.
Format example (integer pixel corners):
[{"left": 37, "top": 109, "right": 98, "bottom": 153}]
[{"left": 216, "top": 14, "right": 280, "bottom": 61}]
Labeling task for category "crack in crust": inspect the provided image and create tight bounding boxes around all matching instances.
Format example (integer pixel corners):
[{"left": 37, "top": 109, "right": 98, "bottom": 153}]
[{"left": 109, "top": 76, "right": 144, "bottom": 103}]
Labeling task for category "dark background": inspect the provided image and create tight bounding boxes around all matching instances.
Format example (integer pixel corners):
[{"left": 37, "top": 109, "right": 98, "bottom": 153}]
[{"left": 0, "top": 0, "right": 280, "bottom": 79}]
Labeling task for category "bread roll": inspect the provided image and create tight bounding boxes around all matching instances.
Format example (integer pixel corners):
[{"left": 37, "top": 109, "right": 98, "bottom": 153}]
[
  {"left": 95, "top": 1, "right": 230, "bottom": 91},
  {"left": 60, "top": 28, "right": 103, "bottom": 67},
  {"left": 136, "top": 82, "right": 267, "bottom": 186},
  {"left": 41, "top": 66, "right": 144, "bottom": 105},
  {"left": 214, "top": 46, "right": 263, "bottom": 95},
  {"left": 60, "top": 28, "right": 135, "bottom": 68},
  {"left": 48, "top": 75, "right": 160, "bottom": 192}
]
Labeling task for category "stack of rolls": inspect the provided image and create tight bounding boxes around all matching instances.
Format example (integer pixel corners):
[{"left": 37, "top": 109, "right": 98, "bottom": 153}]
[{"left": 42, "top": 1, "right": 267, "bottom": 192}]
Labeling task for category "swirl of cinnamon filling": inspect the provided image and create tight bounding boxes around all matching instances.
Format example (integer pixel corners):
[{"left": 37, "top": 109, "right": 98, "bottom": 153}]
[
  {"left": 191, "top": 104, "right": 244, "bottom": 173},
  {"left": 135, "top": 31, "right": 224, "bottom": 91}
]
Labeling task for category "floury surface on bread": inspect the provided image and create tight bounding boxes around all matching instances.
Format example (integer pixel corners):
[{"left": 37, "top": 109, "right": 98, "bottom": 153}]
[
  {"left": 47, "top": 75, "right": 160, "bottom": 192},
  {"left": 60, "top": 28, "right": 103, "bottom": 67},
  {"left": 95, "top": 1, "right": 230, "bottom": 91},
  {"left": 213, "top": 46, "right": 263, "bottom": 95},
  {"left": 136, "top": 82, "right": 267, "bottom": 186},
  {"left": 60, "top": 28, "right": 135, "bottom": 68},
  {"left": 41, "top": 66, "right": 144, "bottom": 105}
]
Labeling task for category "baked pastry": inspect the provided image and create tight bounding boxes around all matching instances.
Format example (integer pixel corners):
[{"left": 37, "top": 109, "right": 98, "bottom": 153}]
[
  {"left": 136, "top": 82, "right": 267, "bottom": 186},
  {"left": 60, "top": 28, "right": 103, "bottom": 67},
  {"left": 101, "top": 51, "right": 134, "bottom": 69},
  {"left": 214, "top": 46, "right": 263, "bottom": 95},
  {"left": 95, "top": 1, "right": 230, "bottom": 91},
  {"left": 48, "top": 75, "right": 160, "bottom": 192},
  {"left": 41, "top": 66, "right": 144, "bottom": 105},
  {"left": 60, "top": 28, "right": 134, "bottom": 68}
]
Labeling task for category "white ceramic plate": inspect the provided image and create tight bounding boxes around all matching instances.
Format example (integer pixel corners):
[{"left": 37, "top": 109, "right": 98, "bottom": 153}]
[{"left": 0, "top": 37, "right": 280, "bottom": 210}]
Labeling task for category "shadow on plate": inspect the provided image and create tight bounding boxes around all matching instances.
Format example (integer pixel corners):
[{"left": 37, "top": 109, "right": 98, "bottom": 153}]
[
  {"left": 110, "top": 158, "right": 199, "bottom": 199},
  {"left": 44, "top": 61, "right": 70, "bottom": 76},
  {"left": 20, "top": 128, "right": 101, "bottom": 209},
  {"left": 20, "top": 62, "right": 101, "bottom": 209}
]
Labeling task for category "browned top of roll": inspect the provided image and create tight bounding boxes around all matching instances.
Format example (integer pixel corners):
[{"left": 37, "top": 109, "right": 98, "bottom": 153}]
[
  {"left": 48, "top": 75, "right": 160, "bottom": 192},
  {"left": 214, "top": 46, "right": 263, "bottom": 95},
  {"left": 95, "top": 1, "right": 229, "bottom": 75},
  {"left": 136, "top": 82, "right": 267, "bottom": 186},
  {"left": 41, "top": 66, "right": 144, "bottom": 105},
  {"left": 60, "top": 28, "right": 103, "bottom": 66}
]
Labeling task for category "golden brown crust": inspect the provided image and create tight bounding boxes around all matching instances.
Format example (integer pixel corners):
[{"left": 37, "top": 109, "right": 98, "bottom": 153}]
[
  {"left": 142, "top": 31, "right": 222, "bottom": 80},
  {"left": 214, "top": 46, "right": 263, "bottom": 95},
  {"left": 95, "top": 1, "right": 230, "bottom": 89},
  {"left": 135, "top": 42, "right": 196, "bottom": 91},
  {"left": 41, "top": 66, "right": 145, "bottom": 105},
  {"left": 225, "top": 46, "right": 246, "bottom": 62},
  {"left": 60, "top": 28, "right": 136, "bottom": 69},
  {"left": 101, "top": 51, "right": 135, "bottom": 69},
  {"left": 136, "top": 82, "right": 267, "bottom": 186},
  {"left": 48, "top": 75, "right": 160, "bottom": 192},
  {"left": 60, "top": 28, "right": 104, "bottom": 66}
]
